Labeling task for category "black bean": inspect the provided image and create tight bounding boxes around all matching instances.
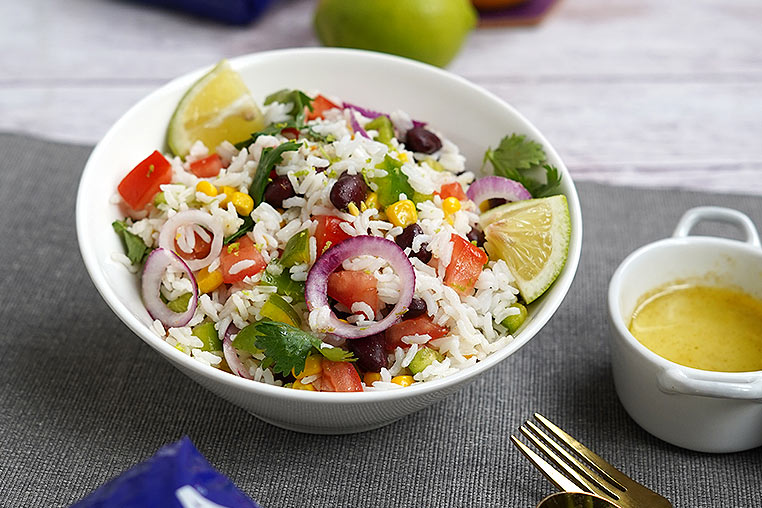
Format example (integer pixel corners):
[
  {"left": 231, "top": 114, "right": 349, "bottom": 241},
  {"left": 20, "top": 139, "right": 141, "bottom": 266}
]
[
  {"left": 263, "top": 175, "right": 295, "bottom": 208},
  {"left": 487, "top": 198, "right": 507, "bottom": 209},
  {"left": 405, "top": 126, "right": 442, "bottom": 154},
  {"left": 346, "top": 333, "right": 388, "bottom": 372},
  {"left": 395, "top": 223, "right": 423, "bottom": 251},
  {"left": 467, "top": 228, "right": 485, "bottom": 247},
  {"left": 413, "top": 243, "right": 432, "bottom": 264},
  {"left": 405, "top": 297, "right": 427, "bottom": 319},
  {"left": 330, "top": 172, "right": 367, "bottom": 211}
]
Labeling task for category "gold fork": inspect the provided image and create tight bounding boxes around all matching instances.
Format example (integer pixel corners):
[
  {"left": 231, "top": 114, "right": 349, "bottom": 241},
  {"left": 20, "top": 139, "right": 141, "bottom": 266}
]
[{"left": 510, "top": 413, "right": 673, "bottom": 508}]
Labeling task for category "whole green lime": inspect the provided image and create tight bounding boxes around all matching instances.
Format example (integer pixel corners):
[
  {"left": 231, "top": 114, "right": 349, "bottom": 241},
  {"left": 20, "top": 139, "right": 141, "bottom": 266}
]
[{"left": 314, "top": 0, "right": 478, "bottom": 68}]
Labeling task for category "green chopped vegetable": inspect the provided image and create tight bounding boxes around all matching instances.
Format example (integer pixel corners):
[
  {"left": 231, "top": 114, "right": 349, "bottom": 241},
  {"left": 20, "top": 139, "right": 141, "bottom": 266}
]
[
  {"left": 238, "top": 321, "right": 354, "bottom": 376},
  {"left": 112, "top": 220, "right": 150, "bottom": 265},
  {"left": 191, "top": 322, "right": 222, "bottom": 351},
  {"left": 260, "top": 293, "right": 302, "bottom": 327},
  {"left": 261, "top": 264, "right": 306, "bottom": 303},
  {"left": 484, "top": 134, "right": 562, "bottom": 197},
  {"left": 234, "top": 89, "right": 315, "bottom": 149},
  {"left": 166, "top": 292, "right": 192, "bottom": 313},
  {"left": 501, "top": 302, "right": 528, "bottom": 334},
  {"left": 365, "top": 115, "right": 394, "bottom": 146},
  {"left": 408, "top": 347, "right": 444, "bottom": 375},
  {"left": 370, "top": 155, "right": 416, "bottom": 208},
  {"left": 280, "top": 229, "right": 310, "bottom": 267},
  {"left": 248, "top": 140, "right": 300, "bottom": 206}
]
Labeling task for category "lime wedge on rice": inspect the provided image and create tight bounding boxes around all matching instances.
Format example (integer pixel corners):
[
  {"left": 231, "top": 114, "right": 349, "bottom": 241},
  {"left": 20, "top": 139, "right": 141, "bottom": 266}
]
[
  {"left": 167, "top": 59, "right": 265, "bottom": 158},
  {"left": 482, "top": 195, "right": 571, "bottom": 304}
]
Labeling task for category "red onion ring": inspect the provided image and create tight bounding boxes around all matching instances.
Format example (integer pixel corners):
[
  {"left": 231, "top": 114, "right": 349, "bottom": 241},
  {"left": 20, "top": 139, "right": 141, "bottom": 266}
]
[
  {"left": 158, "top": 210, "right": 224, "bottom": 272},
  {"left": 221, "top": 323, "right": 253, "bottom": 379},
  {"left": 141, "top": 248, "right": 198, "bottom": 328},
  {"left": 466, "top": 176, "right": 532, "bottom": 208},
  {"left": 305, "top": 236, "right": 415, "bottom": 339}
]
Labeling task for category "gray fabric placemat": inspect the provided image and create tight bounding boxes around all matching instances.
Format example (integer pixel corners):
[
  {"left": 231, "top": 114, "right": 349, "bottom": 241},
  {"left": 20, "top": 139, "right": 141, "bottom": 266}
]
[{"left": 1, "top": 132, "right": 760, "bottom": 508}]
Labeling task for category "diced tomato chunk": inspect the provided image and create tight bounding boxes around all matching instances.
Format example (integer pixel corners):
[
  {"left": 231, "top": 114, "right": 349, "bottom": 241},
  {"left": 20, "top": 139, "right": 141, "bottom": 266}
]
[
  {"left": 327, "top": 270, "right": 380, "bottom": 318},
  {"left": 117, "top": 150, "right": 172, "bottom": 210},
  {"left": 320, "top": 359, "right": 363, "bottom": 392},
  {"left": 280, "top": 127, "right": 300, "bottom": 139},
  {"left": 436, "top": 182, "right": 467, "bottom": 201},
  {"left": 174, "top": 230, "right": 212, "bottom": 260},
  {"left": 314, "top": 215, "right": 352, "bottom": 257},
  {"left": 188, "top": 153, "right": 223, "bottom": 178},
  {"left": 306, "top": 95, "right": 340, "bottom": 121},
  {"left": 444, "top": 234, "right": 489, "bottom": 296},
  {"left": 219, "top": 236, "right": 266, "bottom": 284},
  {"left": 384, "top": 315, "right": 449, "bottom": 352}
]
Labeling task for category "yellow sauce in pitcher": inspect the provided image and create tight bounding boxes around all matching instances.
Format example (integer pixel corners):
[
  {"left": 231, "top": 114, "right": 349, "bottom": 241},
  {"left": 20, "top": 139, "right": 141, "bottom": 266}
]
[{"left": 628, "top": 284, "right": 762, "bottom": 372}]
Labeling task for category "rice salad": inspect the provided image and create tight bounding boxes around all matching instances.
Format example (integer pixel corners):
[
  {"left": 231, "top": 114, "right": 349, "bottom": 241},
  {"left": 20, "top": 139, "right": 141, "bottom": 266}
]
[{"left": 112, "top": 87, "right": 565, "bottom": 392}]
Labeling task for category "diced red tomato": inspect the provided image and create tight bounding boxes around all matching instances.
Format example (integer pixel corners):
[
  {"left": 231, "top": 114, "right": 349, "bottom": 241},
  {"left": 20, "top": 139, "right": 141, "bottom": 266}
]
[
  {"left": 117, "top": 150, "right": 172, "bottom": 210},
  {"left": 320, "top": 359, "right": 363, "bottom": 392},
  {"left": 384, "top": 315, "right": 449, "bottom": 352},
  {"left": 174, "top": 230, "right": 212, "bottom": 260},
  {"left": 436, "top": 182, "right": 467, "bottom": 201},
  {"left": 188, "top": 153, "right": 223, "bottom": 178},
  {"left": 280, "top": 127, "right": 300, "bottom": 139},
  {"left": 219, "top": 236, "right": 266, "bottom": 284},
  {"left": 314, "top": 215, "right": 352, "bottom": 257},
  {"left": 327, "top": 270, "right": 380, "bottom": 318},
  {"left": 445, "top": 234, "right": 489, "bottom": 296},
  {"left": 306, "top": 95, "right": 340, "bottom": 121}
]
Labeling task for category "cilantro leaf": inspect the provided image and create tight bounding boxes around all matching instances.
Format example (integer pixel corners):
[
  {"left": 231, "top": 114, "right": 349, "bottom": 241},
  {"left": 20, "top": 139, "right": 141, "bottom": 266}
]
[
  {"left": 264, "top": 89, "right": 314, "bottom": 125},
  {"left": 112, "top": 220, "right": 150, "bottom": 265},
  {"left": 248, "top": 141, "right": 300, "bottom": 206},
  {"left": 224, "top": 215, "right": 254, "bottom": 245},
  {"left": 484, "top": 134, "right": 562, "bottom": 198},
  {"left": 234, "top": 90, "right": 315, "bottom": 150},
  {"left": 237, "top": 321, "right": 354, "bottom": 376}
]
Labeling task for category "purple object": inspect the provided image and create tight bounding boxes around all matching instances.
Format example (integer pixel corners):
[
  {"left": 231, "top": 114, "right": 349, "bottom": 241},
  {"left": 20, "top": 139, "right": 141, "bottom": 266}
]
[
  {"left": 71, "top": 437, "right": 260, "bottom": 508},
  {"left": 478, "top": 0, "right": 559, "bottom": 26},
  {"left": 132, "top": 0, "right": 273, "bottom": 25}
]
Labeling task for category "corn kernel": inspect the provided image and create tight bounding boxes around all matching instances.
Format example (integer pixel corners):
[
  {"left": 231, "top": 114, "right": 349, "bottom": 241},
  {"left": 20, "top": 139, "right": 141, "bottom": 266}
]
[
  {"left": 391, "top": 375, "right": 414, "bottom": 387},
  {"left": 442, "top": 197, "right": 461, "bottom": 215},
  {"left": 231, "top": 192, "right": 254, "bottom": 216},
  {"left": 220, "top": 186, "right": 237, "bottom": 207},
  {"left": 292, "top": 379, "right": 316, "bottom": 391},
  {"left": 386, "top": 199, "right": 418, "bottom": 228},
  {"left": 197, "top": 267, "right": 224, "bottom": 294},
  {"left": 364, "top": 192, "right": 379, "bottom": 211},
  {"left": 397, "top": 152, "right": 408, "bottom": 162},
  {"left": 363, "top": 372, "right": 382, "bottom": 386},
  {"left": 347, "top": 202, "right": 360, "bottom": 217},
  {"left": 293, "top": 354, "right": 323, "bottom": 379},
  {"left": 195, "top": 181, "right": 218, "bottom": 197}
]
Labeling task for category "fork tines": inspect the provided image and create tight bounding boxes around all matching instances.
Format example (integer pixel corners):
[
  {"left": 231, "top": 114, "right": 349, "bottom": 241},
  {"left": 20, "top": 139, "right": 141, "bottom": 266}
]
[{"left": 510, "top": 413, "right": 673, "bottom": 508}]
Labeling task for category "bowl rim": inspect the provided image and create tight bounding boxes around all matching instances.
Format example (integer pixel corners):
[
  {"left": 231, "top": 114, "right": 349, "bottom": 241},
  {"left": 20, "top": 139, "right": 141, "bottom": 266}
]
[
  {"left": 76, "top": 47, "right": 583, "bottom": 402},
  {"left": 608, "top": 235, "right": 762, "bottom": 378}
]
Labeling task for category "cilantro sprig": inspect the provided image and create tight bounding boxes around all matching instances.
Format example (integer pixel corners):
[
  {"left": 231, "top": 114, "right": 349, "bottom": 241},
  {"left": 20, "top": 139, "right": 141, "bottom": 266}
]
[
  {"left": 235, "top": 89, "right": 315, "bottom": 149},
  {"left": 112, "top": 220, "right": 151, "bottom": 265},
  {"left": 484, "top": 134, "right": 562, "bottom": 197},
  {"left": 234, "top": 321, "right": 354, "bottom": 376}
]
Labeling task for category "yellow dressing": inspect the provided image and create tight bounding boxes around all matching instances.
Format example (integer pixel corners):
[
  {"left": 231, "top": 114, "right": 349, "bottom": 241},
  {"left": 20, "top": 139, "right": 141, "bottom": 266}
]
[{"left": 628, "top": 284, "right": 762, "bottom": 372}]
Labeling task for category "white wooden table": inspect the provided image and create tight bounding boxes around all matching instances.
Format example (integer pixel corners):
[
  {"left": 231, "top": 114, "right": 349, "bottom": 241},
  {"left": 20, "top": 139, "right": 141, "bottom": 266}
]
[{"left": 3, "top": 0, "right": 761, "bottom": 194}]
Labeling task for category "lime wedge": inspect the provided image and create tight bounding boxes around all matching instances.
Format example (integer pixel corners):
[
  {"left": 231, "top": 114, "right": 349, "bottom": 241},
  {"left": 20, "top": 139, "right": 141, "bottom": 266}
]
[
  {"left": 167, "top": 60, "right": 265, "bottom": 158},
  {"left": 482, "top": 195, "right": 571, "bottom": 304}
]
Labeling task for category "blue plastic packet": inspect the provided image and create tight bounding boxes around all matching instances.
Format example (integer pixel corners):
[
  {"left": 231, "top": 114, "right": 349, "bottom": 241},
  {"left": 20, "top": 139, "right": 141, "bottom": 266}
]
[
  {"left": 71, "top": 437, "right": 260, "bottom": 508},
  {"left": 130, "top": 0, "right": 273, "bottom": 25}
]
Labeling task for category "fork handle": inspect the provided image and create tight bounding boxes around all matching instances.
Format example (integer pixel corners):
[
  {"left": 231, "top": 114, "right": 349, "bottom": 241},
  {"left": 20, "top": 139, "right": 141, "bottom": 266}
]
[{"left": 658, "top": 368, "right": 762, "bottom": 401}]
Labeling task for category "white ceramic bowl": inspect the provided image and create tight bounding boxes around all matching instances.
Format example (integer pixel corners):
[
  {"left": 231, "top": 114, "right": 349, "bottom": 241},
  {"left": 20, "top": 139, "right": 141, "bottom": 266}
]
[
  {"left": 609, "top": 206, "right": 762, "bottom": 452},
  {"left": 76, "top": 48, "right": 582, "bottom": 434}
]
